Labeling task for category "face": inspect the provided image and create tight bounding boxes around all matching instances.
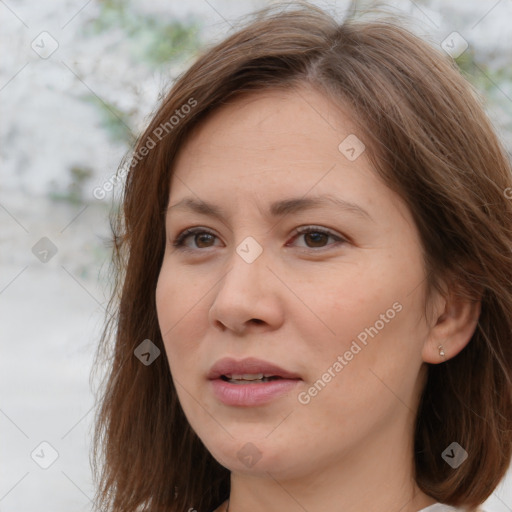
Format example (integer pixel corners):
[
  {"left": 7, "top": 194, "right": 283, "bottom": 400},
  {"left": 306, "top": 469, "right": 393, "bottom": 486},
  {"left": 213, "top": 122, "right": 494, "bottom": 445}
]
[{"left": 155, "top": 86, "right": 434, "bottom": 480}]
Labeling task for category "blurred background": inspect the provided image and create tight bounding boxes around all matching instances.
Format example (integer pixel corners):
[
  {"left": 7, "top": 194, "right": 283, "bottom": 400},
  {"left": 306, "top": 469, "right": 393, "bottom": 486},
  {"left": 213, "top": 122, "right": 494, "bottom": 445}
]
[{"left": 1, "top": 0, "right": 511, "bottom": 510}]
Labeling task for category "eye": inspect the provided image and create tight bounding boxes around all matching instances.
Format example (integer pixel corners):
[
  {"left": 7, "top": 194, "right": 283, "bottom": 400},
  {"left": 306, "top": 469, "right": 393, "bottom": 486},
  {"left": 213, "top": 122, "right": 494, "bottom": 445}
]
[
  {"left": 172, "top": 227, "right": 219, "bottom": 251},
  {"left": 289, "top": 226, "right": 347, "bottom": 251},
  {"left": 171, "top": 225, "right": 347, "bottom": 252}
]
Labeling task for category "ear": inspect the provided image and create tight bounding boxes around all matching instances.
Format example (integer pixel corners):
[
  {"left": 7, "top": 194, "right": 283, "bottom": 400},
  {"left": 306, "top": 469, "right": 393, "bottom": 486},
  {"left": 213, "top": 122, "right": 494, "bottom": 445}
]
[{"left": 422, "top": 284, "right": 482, "bottom": 364}]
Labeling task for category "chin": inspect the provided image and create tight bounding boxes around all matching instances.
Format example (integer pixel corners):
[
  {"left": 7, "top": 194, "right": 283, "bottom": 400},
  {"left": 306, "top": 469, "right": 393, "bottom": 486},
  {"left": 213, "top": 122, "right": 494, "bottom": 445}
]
[{"left": 202, "top": 435, "right": 308, "bottom": 478}]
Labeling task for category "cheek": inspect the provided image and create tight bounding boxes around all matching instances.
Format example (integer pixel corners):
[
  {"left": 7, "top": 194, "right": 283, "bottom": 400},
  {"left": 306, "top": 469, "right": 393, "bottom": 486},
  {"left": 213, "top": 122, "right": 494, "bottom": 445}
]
[
  {"left": 156, "top": 265, "right": 195, "bottom": 366},
  {"left": 156, "top": 259, "right": 199, "bottom": 334},
  {"left": 155, "top": 268, "right": 175, "bottom": 344},
  {"left": 303, "top": 255, "right": 426, "bottom": 394},
  {"left": 291, "top": 308, "right": 421, "bottom": 449},
  {"left": 310, "top": 263, "right": 400, "bottom": 344},
  {"left": 155, "top": 262, "right": 216, "bottom": 390}
]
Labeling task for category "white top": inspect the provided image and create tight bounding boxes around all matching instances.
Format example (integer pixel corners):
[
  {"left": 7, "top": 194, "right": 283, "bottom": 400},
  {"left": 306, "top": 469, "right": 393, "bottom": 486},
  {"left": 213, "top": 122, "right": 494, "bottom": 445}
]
[{"left": 419, "top": 504, "right": 486, "bottom": 512}]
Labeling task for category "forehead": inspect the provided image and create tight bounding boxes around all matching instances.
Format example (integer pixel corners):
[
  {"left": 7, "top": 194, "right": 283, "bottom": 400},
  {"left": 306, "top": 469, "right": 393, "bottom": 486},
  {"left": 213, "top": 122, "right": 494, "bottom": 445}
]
[
  {"left": 170, "top": 86, "right": 369, "bottom": 186},
  {"left": 165, "top": 87, "right": 419, "bottom": 251}
]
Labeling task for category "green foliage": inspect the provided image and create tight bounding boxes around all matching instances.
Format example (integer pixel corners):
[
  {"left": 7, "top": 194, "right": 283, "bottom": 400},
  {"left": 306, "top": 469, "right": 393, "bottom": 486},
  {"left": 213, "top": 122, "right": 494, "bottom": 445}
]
[
  {"left": 49, "top": 165, "right": 94, "bottom": 205},
  {"left": 454, "top": 48, "right": 492, "bottom": 94},
  {"left": 454, "top": 46, "right": 511, "bottom": 94},
  {"left": 140, "top": 18, "right": 201, "bottom": 66},
  {"left": 86, "top": 0, "right": 201, "bottom": 66},
  {"left": 82, "top": 94, "right": 135, "bottom": 145},
  {"left": 452, "top": 48, "right": 512, "bottom": 154},
  {"left": 80, "top": 0, "right": 201, "bottom": 146}
]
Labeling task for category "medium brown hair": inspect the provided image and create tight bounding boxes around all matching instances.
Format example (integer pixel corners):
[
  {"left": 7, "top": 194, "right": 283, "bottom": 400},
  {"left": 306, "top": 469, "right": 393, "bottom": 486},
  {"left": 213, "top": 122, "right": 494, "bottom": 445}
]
[{"left": 91, "top": 2, "right": 512, "bottom": 511}]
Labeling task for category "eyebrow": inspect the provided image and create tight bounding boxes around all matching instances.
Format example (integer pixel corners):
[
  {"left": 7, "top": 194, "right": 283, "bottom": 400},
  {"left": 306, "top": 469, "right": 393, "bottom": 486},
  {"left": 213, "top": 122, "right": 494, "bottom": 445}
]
[{"left": 167, "top": 195, "right": 373, "bottom": 222}]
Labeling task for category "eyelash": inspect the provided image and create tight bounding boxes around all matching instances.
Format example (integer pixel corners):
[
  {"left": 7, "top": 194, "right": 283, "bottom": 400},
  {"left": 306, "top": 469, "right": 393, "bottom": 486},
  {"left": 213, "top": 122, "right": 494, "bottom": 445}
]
[{"left": 171, "top": 226, "right": 347, "bottom": 253}]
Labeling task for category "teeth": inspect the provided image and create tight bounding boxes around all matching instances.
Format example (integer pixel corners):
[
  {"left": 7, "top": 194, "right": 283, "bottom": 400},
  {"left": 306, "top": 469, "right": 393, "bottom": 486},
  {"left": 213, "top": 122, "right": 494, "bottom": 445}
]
[
  {"left": 223, "top": 373, "right": 280, "bottom": 383},
  {"left": 229, "top": 373, "right": 265, "bottom": 380}
]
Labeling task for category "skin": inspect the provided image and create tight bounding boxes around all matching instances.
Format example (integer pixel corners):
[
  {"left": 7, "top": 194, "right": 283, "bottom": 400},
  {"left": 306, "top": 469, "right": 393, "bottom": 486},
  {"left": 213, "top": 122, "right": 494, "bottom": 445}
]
[{"left": 155, "top": 85, "right": 481, "bottom": 512}]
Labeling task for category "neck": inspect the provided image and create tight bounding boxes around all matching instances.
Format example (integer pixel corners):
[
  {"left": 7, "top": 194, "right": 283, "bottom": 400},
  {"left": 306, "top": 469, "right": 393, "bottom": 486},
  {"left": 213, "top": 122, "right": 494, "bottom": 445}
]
[{"left": 223, "top": 420, "right": 437, "bottom": 512}]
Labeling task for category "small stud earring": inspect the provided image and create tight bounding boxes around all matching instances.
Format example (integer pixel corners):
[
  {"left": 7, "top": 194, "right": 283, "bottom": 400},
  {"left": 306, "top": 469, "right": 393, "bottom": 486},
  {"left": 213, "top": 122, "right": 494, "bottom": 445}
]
[{"left": 438, "top": 344, "right": 446, "bottom": 357}]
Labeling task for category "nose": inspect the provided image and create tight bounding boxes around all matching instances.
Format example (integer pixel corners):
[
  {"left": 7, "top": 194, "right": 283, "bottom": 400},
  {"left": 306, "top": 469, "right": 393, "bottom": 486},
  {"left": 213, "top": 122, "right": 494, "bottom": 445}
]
[{"left": 208, "top": 246, "right": 284, "bottom": 335}]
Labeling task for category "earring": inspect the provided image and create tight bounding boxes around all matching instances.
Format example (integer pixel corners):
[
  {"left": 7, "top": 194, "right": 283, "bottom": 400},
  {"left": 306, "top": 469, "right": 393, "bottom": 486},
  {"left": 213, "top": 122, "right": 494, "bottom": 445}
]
[{"left": 438, "top": 344, "right": 446, "bottom": 357}]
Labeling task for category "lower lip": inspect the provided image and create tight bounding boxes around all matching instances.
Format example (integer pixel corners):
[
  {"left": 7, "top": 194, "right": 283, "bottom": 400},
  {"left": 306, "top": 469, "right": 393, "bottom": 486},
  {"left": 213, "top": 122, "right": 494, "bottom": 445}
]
[{"left": 210, "top": 378, "right": 301, "bottom": 406}]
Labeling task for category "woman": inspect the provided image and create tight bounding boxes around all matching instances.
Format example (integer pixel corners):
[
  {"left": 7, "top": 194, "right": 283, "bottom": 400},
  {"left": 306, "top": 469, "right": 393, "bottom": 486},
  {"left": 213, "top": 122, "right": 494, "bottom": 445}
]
[{"left": 91, "top": 2, "right": 512, "bottom": 512}]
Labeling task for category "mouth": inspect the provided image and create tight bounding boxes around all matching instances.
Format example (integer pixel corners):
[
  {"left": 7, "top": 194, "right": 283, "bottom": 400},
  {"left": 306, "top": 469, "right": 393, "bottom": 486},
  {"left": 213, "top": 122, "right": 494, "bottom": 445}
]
[
  {"left": 208, "top": 357, "right": 302, "bottom": 406},
  {"left": 208, "top": 356, "right": 302, "bottom": 381},
  {"left": 220, "top": 373, "right": 285, "bottom": 384}
]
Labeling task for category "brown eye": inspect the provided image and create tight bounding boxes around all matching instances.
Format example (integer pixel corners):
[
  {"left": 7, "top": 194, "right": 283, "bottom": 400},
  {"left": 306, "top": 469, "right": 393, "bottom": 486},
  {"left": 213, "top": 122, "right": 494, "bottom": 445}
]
[
  {"left": 303, "top": 231, "right": 329, "bottom": 248},
  {"left": 194, "top": 233, "right": 215, "bottom": 248},
  {"left": 291, "top": 226, "right": 346, "bottom": 251},
  {"left": 172, "top": 226, "right": 346, "bottom": 253},
  {"left": 173, "top": 228, "right": 219, "bottom": 250}
]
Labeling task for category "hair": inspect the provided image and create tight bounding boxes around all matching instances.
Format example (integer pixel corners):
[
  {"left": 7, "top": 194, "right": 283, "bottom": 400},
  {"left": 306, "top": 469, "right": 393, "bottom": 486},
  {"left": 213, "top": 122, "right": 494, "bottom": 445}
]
[{"left": 90, "top": 2, "right": 512, "bottom": 511}]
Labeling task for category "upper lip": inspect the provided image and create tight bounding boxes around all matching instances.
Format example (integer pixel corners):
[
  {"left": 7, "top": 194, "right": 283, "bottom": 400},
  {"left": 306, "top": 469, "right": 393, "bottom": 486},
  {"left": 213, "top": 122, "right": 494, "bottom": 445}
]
[{"left": 207, "top": 357, "right": 302, "bottom": 380}]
